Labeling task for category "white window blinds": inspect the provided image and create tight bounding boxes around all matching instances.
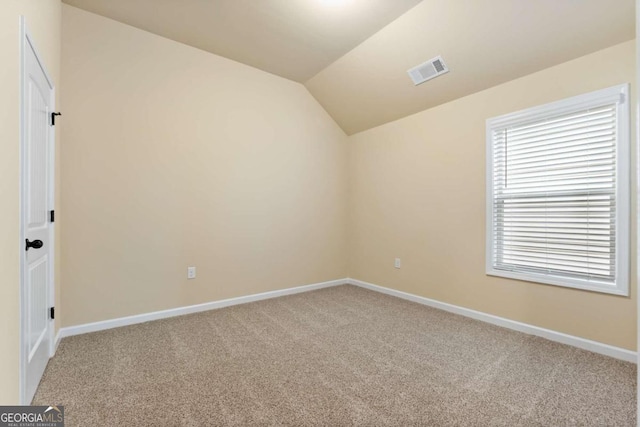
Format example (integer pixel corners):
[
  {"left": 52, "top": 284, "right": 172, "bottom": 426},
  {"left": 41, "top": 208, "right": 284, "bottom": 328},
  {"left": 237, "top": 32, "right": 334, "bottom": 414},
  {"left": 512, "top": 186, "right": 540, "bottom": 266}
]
[{"left": 486, "top": 84, "right": 629, "bottom": 295}]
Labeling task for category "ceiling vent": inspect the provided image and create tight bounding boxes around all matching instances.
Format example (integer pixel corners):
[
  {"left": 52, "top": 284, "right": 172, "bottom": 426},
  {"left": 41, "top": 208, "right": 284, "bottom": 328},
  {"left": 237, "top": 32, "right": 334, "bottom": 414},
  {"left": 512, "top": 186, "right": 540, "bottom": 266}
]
[{"left": 407, "top": 55, "right": 449, "bottom": 86}]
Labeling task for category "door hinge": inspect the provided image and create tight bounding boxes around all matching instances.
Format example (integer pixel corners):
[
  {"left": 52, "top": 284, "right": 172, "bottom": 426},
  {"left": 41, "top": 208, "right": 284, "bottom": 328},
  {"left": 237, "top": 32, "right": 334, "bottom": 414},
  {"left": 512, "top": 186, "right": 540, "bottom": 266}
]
[
  {"left": 50, "top": 307, "right": 55, "bottom": 320},
  {"left": 51, "top": 112, "right": 61, "bottom": 126},
  {"left": 50, "top": 210, "right": 55, "bottom": 223}
]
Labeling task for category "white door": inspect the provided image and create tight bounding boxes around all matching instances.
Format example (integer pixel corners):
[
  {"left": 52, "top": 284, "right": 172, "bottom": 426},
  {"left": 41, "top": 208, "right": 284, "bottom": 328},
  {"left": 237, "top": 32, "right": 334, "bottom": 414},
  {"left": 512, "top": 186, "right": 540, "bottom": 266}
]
[{"left": 21, "top": 20, "right": 55, "bottom": 405}]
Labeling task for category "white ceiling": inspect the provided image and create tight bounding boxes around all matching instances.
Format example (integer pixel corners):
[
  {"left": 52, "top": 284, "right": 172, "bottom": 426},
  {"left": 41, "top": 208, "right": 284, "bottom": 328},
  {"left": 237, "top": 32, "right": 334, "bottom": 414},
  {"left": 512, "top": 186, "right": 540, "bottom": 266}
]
[
  {"left": 62, "top": 0, "right": 635, "bottom": 135},
  {"left": 61, "top": 0, "right": 422, "bottom": 82}
]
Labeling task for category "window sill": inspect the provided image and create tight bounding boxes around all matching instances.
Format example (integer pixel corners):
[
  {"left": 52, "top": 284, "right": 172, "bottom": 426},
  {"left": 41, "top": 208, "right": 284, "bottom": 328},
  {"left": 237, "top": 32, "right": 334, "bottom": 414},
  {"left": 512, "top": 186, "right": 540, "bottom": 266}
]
[{"left": 486, "top": 268, "right": 628, "bottom": 296}]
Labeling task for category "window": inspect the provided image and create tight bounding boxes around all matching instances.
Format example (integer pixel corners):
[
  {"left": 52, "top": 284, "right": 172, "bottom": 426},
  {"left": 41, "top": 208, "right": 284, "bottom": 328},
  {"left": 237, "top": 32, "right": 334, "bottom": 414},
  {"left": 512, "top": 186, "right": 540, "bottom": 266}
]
[{"left": 486, "top": 84, "right": 630, "bottom": 295}]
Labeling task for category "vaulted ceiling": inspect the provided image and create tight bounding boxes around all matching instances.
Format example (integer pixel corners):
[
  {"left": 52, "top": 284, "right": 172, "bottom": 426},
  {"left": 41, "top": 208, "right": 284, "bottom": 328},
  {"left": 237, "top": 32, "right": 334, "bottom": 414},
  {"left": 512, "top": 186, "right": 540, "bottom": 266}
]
[
  {"left": 306, "top": 0, "right": 636, "bottom": 134},
  {"left": 63, "top": 0, "right": 635, "bottom": 135},
  {"left": 60, "top": 0, "right": 422, "bottom": 82}
]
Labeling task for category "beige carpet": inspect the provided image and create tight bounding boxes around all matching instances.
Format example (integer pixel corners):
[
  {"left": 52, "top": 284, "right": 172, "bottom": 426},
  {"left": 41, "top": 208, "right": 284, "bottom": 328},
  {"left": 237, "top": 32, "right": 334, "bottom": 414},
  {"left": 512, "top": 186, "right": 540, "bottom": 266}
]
[{"left": 34, "top": 285, "right": 636, "bottom": 426}]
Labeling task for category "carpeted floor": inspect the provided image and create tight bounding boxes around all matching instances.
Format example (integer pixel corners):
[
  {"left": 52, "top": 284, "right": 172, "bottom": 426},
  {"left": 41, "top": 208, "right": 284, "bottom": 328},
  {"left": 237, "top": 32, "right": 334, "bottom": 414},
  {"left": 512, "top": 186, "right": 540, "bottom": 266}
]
[{"left": 34, "top": 285, "right": 636, "bottom": 426}]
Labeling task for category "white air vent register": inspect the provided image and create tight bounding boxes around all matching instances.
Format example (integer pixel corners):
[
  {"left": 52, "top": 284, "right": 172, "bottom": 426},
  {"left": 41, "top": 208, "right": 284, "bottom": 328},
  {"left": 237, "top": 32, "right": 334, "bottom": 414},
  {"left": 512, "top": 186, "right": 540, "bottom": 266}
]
[{"left": 407, "top": 55, "right": 449, "bottom": 85}]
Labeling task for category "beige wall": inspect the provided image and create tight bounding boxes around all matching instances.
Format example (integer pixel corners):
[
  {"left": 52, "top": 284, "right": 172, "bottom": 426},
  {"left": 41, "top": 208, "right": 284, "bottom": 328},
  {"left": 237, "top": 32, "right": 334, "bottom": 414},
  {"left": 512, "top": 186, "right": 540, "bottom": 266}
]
[
  {"left": 60, "top": 5, "right": 348, "bottom": 327},
  {"left": 0, "top": 0, "right": 61, "bottom": 405},
  {"left": 349, "top": 40, "right": 637, "bottom": 350},
  {"left": 59, "top": 7, "right": 639, "bottom": 350}
]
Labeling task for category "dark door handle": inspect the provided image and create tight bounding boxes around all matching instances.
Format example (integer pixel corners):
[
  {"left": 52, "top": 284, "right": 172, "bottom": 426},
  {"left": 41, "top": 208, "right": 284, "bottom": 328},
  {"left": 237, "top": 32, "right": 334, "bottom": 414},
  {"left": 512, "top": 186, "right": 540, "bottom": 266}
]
[{"left": 25, "top": 239, "right": 43, "bottom": 251}]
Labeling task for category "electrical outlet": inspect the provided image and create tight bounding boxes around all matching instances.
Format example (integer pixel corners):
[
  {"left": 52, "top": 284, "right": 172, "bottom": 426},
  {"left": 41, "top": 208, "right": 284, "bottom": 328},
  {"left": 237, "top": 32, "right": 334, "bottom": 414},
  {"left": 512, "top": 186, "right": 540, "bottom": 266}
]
[
  {"left": 394, "top": 258, "right": 401, "bottom": 269},
  {"left": 187, "top": 266, "right": 196, "bottom": 279}
]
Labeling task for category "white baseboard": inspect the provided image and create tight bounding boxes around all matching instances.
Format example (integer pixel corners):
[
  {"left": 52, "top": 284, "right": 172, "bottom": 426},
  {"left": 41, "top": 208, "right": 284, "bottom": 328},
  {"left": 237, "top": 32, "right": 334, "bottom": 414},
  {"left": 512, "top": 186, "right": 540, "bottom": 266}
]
[
  {"left": 56, "top": 276, "right": 636, "bottom": 364},
  {"left": 53, "top": 329, "right": 62, "bottom": 354},
  {"left": 348, "top": 278, "right": 637, "bottom": 363},
  {"left": 58, "top": 278, "right": 348, "bottom": 340}
]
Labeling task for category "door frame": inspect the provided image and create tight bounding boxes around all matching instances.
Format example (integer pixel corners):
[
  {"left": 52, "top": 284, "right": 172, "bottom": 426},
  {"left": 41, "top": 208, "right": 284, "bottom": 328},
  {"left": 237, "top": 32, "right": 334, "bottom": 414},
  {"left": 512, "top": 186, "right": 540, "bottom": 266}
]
[
  {"left": 19, "top": 16, "right": 56, "bottom": 405},
  {"left": 636, "top": 0, "right": 639, "bottom": 424}
]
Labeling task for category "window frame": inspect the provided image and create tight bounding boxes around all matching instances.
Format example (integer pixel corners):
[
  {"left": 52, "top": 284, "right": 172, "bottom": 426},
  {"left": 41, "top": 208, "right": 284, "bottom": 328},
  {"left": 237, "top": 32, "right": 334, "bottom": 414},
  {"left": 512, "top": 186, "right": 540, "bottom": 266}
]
[{"left": 486, "top": 84, "right": 630, "bottom": 296}]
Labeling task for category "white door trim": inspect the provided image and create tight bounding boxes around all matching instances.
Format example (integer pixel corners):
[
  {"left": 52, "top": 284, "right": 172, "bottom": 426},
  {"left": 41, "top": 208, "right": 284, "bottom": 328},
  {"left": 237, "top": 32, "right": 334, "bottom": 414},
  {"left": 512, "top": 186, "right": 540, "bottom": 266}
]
[
  {"left": 635, "top": 0, "right": 640, "bottom": 426},
  {"left": 19, "top": 16, "right": 56, "bottom": 406}
]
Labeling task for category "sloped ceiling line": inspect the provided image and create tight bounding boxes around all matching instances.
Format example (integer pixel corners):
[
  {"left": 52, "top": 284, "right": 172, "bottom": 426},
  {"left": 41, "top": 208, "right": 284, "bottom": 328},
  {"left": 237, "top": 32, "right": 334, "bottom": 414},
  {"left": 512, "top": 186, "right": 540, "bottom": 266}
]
[{"left": 62, "top": 0, "right": 635, "bottom": 135}]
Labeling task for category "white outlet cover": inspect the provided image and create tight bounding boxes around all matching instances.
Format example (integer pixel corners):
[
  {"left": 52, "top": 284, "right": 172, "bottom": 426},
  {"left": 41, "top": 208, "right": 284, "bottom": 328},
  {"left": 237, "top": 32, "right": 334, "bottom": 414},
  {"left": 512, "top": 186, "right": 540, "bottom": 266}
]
[
  {"left": 394, "top": 258, "right": 401, "bottom": 269},
  {"left": 187, "top": 266, "right": 196, "bottom": 279}
]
